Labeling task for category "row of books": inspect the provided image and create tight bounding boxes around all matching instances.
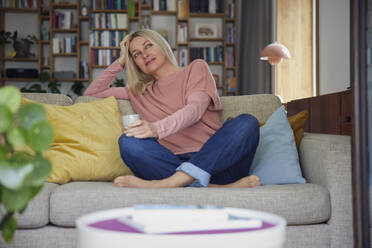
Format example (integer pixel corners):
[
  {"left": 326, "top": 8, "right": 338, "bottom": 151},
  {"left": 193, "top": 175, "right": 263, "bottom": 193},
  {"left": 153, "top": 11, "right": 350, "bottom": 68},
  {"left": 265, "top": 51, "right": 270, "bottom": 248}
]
[
  {"left": 190, "top": 46, "right": 224, "bottom": 63},
  {"left": 90, "top": 31, "right": 126, "bottom": 47},
  {"left": 0, "top": 0, "right": 37, "bottom": 8},
  {"left": 80, "top": 61, "right": 89, "bottom": 79},
  {"left": 189, "top": 0, "right": 224, "bottom": 14},
  {"left": 52, "top": 36, "right": 77, "bottom": 54},
  {"left": 153, "top": 0, "right": 176, "bottom": 11},
  {"left": 226, "top": 24, "right": 235, "bottom": 43},
  {"left": 226, "top": 0, "right": 235, "bottom": 18},
  {"left": 90, "top": 13, "right": 128, "bottom": 29},
  {"left": 226, "top": 46, "right": 235, "bottom": 67},
  {"left": 177, "top": 23, "right": 188, "bottom": 43},
  {"left": 90, "top": 0, "right": 128, "bottom": 10},
  {"left": 52, "top": 11, "right": 73, "bottom": 29},
  {"left": 90, "top": 49, "right": 120, "bottom": 66}
]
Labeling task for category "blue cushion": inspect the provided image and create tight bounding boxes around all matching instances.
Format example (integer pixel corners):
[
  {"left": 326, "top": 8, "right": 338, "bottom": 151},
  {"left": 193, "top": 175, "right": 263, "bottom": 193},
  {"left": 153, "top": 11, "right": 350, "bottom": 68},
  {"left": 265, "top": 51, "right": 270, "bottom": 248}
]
[{"left": 249, "top": 106, "right": 306, "bottom": 185}]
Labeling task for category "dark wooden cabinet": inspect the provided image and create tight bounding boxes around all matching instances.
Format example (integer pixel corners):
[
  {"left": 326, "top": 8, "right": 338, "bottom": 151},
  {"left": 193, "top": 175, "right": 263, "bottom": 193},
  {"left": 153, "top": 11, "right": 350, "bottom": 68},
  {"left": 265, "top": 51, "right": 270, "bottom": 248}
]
[{"left": 286, "top": 90, "right": 351, "bottom": 135}]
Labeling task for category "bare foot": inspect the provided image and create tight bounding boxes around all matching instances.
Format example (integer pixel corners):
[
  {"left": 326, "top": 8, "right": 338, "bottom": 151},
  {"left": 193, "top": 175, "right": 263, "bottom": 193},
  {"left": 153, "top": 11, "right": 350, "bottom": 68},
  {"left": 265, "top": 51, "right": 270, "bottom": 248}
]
[
  {"left": 114, "top": 175, "right": 159, "bottom": 188},
  {"left": 208, "top": 175, "right": 261, "bottom": 188}
]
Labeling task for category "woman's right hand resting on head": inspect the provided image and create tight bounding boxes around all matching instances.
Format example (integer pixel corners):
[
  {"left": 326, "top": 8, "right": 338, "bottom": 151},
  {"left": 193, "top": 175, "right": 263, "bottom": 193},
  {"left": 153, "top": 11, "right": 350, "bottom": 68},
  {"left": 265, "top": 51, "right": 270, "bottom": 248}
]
[{"left": 118, "top": 35, "right": 130, "bottom": 68}]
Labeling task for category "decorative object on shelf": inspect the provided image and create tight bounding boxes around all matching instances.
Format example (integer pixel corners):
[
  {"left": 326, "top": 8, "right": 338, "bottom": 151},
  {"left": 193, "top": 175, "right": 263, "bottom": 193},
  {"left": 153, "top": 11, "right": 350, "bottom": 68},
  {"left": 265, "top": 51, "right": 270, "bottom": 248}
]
[
  {"left": 7, "top": 51, "right": 16, "bottom": 59},
  {"left": 20, "top": 71, "right": 61, "bottom": 94},
  {"left": 0, "top": 86, "right": 53, "bottom": 244},
  {"left": 195, "top": 23, "right": 218, "bottom": 38},
  {"left": 81, "top": 2, "right": 88, "bottom": 16},
  {"left": 260, "top": 42, "right": 291, "bottom": 65},
  {"left": 260, "top": 42, "right": 291, "bottom": 98},
  {"left": 0, "top": 31, "right": 38, "bottom": 58}
]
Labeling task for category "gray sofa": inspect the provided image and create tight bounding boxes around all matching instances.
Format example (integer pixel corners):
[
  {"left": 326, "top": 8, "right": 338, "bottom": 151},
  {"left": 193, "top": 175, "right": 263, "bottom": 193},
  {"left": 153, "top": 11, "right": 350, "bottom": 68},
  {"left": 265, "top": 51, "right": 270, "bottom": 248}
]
[{"left": 0, "top": 93, "right": 353, "bottom": 248}]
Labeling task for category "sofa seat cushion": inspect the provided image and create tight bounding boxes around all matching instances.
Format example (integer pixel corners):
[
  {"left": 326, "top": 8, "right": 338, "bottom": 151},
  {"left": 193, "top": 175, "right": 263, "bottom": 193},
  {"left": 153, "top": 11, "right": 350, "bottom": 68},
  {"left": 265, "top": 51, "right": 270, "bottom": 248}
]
[
  {"left": 50, "top": 182, "right": 330, "bottom": 227},
  {"left": 2, "top": 183, "right": 59, "bottom": 228}
]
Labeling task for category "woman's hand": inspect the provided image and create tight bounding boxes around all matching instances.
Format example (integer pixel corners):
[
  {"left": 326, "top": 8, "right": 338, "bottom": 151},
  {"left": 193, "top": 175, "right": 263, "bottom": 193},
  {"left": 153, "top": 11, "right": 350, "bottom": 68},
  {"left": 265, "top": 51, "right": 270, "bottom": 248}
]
[
  {"left": 124, "top": 119, "right": 158, "bottom": 139},
  {"left": 118, "top": 35, "right": 130, "bottom": 67}
]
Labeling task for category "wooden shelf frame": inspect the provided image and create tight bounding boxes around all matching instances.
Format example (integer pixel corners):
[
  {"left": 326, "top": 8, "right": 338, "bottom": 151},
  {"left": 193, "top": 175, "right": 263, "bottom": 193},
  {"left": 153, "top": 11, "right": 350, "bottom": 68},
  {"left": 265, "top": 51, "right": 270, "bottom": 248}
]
[{"left": 1, "top": 0, "right": 237, "bottom": 96}]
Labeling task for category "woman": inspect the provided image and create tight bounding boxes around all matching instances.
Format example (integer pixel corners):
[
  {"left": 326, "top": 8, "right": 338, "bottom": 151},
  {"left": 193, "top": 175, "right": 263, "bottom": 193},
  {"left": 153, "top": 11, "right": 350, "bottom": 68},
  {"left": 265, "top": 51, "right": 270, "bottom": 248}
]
[{"left": 84, "top": 29, "right": 260, "bottom": 188}]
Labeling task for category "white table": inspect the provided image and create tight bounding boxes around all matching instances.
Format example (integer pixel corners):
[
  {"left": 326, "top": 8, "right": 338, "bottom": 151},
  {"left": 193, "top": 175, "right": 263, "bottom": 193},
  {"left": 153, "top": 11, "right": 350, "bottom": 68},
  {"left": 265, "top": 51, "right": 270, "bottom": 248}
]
[{"left": 76, "top": 207, "right": 287, "bottom": 248}]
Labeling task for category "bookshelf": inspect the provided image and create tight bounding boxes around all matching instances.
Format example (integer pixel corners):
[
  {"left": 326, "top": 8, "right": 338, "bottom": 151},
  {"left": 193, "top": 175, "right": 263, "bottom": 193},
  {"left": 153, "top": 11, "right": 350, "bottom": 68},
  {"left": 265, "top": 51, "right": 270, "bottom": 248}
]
[{"left": 1, "top": 0, "right": 237, "bottom": 95}]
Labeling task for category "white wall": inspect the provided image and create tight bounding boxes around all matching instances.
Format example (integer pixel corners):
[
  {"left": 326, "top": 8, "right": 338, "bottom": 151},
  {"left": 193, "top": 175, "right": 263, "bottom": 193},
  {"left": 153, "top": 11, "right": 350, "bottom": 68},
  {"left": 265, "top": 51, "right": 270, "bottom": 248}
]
[{"left": 318, "top": 0, "right": 350, "bottom": 95}]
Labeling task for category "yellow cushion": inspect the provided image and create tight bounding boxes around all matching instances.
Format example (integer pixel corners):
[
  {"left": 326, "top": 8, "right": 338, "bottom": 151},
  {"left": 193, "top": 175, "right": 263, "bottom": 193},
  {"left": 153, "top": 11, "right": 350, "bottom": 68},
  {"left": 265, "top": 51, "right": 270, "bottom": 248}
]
[
  {"left": 22, "top": 96, "right": 132, "bottom": 184},
  {"left": 287, "top": 110, "right": 308, "bottom": 149},
  {"left": 226, "top": 109, "right": 309, "bottom": 149}
]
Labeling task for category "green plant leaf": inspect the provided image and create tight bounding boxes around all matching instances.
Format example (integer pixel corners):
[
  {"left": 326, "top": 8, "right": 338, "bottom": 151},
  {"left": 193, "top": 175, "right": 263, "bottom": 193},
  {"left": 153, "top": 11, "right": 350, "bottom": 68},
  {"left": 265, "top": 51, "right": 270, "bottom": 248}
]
[
  {"left": 27, "top": 121, "right": 54, "bottom": 152},
  {"left": 0, "top": 146, "right": 6, "bottom": 160},
  {"left": 18, "top": 103, "right": 46, "bottom": 130},
  {"left": 1, "top": 213, "right": 17, "bottom": 244},
  {"left": 29, "top": 154, "right": 51, "bottom": 186},
  {"left": 0, "top": 86, "right": 21, "bottom": 113},
  {"left": 0, "top": 160, "right": 33, "bottom": 190},
  {"left": 6, "top": 126, "right": 26, "bottom": 147},
  {"left": 0, "top": 104, "right": 12, "bottom": 133},
  {"left": 1, "top": 187, "right": 33, "bottom": 212}
]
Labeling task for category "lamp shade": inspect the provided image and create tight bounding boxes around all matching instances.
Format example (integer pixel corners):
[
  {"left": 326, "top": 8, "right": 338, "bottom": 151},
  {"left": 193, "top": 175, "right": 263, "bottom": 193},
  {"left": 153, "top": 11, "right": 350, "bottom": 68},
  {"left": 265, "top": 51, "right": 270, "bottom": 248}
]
[{"left": 260, "top": 42, "right": 291, "bottom": 65}]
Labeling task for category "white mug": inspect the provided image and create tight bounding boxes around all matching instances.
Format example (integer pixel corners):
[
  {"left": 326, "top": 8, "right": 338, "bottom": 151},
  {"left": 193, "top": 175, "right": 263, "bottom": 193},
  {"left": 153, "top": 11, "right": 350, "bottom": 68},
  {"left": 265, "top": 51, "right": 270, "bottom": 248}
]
[{"left": 122, "top": 114, "right": 140, "bottom": 129}]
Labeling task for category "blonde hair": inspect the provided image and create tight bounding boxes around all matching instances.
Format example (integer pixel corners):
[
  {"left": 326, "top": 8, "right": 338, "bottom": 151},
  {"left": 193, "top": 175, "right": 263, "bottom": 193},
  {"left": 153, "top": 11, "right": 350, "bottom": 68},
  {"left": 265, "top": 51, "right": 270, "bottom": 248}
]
[{"left": 124, "top": 29, "right": 178, "bottom": 95}]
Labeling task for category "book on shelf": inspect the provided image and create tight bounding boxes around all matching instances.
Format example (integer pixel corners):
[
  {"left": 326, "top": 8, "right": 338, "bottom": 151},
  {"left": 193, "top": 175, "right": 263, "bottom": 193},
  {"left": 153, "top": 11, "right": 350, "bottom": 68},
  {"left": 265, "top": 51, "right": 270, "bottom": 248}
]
[
  {"left": 226, "top": 0, "right": 235, "bottom": 18},
  {"left": 91, "top": 49, "right": 120, "bottom": 66},
  {"left": 153, "top": 0, "right": 176, "bottom": 11},
  {"left": 131, "top": 204, "right": 229, "bottom": 223},
  {"left": 226, "top": 46, "right": 235, "bottom": 67},
  {"left": 91, "top": 0, "right": 128, "bottom": 10},
  {"left": 80, "top": 61, "right": 89, "bottom": 79},
  {"left": 177, "top": 23, "right": 187, "bottom": 43},
  {"left": 53, "top": 36, "right": 77, "bottom": 54},
  {"left": 128, "top": 0, "right": 139, "bottom": 17},
  {"left": 179, "top": 47, "right": 188, "bottom": 66},
  {"left": 91, "top": 13, "right": 128, "bottom": 29},
  {"left": 177, "top": 0, "right": 188, "bottom": 19},
  {"left": 226, "top": 24, "right": 235, "bottom": 43},
  {"left": 117, "top": 204, "right": 262, "bottom": 234},
  {"left": 52, "top": 10, "right": 73, "bottom": 29},
  {"left": 90, "top": 31, "right": 126, "bottom": 47},
  {"left": 189, "top": 0, "right": 224, "bottom": 14},
  {"left": 0, "top": 0, "right": 37, "bottom": 8},
  {"left": 190, "top": 46, "right": 223, "bottom": 63}
]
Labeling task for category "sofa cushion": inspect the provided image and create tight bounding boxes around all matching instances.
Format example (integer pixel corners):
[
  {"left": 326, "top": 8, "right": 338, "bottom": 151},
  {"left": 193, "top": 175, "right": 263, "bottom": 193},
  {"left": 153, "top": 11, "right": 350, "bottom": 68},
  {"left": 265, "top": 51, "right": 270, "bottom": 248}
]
[
  {"left": 21, "top": 93, "right": 73, "bottom": 106},
  {"left": 76, "top": 94, "right": 282, "bottom": 124},
  {"left": 249, "top": 106, "right": 306, "bottom": 185},
  {"left": 0, "top": 183, "right": 58, "bottom": 228},
  {"left": 220, "top": 94, "right": 282, "bottom": 123},
  {"left": 75, "top": 96, "right": 136, "bottom": 116},
  {"left": 50, "top": 182, "right": 330, "bottom": 227},
  {"left": 22, "top": 96, "right": 132, "bottom": 184}
]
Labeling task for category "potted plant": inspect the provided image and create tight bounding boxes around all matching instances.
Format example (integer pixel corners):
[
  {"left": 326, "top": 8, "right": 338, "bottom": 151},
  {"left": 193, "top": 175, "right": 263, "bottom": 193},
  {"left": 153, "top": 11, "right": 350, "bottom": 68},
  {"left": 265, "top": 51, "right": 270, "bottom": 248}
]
[
  {"left": 0, "top": 31, "right": 38, "bottom": 58},
  {"left": 0, "top": 86, "right": 54, "bottom": 243},
  {"left": 21, "top": 71, "right": 60, "bottom": 94}
]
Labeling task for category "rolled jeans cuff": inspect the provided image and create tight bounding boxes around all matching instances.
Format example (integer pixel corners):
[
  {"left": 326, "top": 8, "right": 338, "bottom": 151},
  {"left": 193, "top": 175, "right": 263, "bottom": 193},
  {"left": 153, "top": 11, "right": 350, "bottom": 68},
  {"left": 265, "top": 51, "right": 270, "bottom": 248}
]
[{"left": 176, "top": 162, "right": 211, "bottom": 187}]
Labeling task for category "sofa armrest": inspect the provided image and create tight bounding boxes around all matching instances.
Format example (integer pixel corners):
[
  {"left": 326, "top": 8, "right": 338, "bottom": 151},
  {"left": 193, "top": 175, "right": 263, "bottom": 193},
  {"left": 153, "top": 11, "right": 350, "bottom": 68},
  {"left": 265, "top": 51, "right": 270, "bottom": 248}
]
[{"left": 299, "top": 132, "right": 353, "bottom": 248}]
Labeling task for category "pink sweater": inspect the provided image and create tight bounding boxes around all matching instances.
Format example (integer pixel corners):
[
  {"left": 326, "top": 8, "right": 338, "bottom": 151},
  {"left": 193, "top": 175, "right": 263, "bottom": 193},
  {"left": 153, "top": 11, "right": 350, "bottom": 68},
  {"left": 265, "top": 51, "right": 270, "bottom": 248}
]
[{"left": 84, "top": 59, "right": 223, "bottom": 154}]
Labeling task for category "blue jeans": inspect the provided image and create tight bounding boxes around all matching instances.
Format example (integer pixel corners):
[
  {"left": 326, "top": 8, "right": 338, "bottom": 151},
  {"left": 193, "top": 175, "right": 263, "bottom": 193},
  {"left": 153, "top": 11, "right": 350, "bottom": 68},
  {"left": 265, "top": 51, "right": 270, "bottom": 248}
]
[{"left": 118, "top": 114, "right": 259, "bottom": 187}]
